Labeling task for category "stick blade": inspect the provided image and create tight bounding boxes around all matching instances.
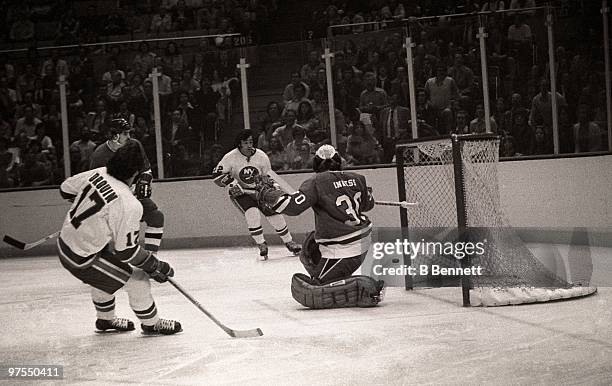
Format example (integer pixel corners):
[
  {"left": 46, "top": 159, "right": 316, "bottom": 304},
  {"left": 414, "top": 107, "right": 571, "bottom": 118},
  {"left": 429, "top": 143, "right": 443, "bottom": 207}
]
[
  {"left": 229, "top": 328, "right": 264, "bottom": 338},
  {"left": 3, "top": 235, "right": 26, "bottom": 250}
]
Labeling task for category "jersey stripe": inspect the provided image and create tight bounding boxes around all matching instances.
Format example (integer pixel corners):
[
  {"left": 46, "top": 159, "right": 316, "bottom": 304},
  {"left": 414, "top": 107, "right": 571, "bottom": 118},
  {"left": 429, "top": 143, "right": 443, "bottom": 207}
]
[
  {"left": 57, "top": 238, "right": 97, "bottom": 268},
  {"left": 316, "top": 224, "right": 372, "bottom": 245}
]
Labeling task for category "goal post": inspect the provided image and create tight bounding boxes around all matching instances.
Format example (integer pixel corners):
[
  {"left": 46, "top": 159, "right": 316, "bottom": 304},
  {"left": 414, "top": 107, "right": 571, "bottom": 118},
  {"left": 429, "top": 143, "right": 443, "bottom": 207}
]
[{"left": 395, "top": 133, "right": 597, "bottom": 306}]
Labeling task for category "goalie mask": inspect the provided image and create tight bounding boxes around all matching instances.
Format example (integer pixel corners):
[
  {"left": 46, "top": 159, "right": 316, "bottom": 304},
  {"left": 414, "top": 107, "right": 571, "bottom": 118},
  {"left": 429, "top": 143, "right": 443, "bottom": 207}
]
[{"left": 313, "top": 144, "right": 342, "bottom": 173}]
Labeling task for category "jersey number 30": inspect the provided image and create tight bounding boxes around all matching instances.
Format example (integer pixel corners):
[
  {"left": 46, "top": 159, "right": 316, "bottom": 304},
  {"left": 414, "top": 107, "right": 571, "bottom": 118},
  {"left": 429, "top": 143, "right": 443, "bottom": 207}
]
[
  {"left": 336, "top": 192, "right": 366, "bottom": 226},
  {"left": 70, "top": 184, "right": 105, "bottom": 229}
]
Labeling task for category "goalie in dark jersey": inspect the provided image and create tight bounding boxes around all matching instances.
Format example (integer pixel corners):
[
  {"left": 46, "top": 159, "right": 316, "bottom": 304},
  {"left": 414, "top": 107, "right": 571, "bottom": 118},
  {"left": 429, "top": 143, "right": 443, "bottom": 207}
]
[
  {"left": 255, "top": 144, "right": 384, "bottom": 309},
  {"left": 89, "top": 118, "right": 165, "bottom": 255}
]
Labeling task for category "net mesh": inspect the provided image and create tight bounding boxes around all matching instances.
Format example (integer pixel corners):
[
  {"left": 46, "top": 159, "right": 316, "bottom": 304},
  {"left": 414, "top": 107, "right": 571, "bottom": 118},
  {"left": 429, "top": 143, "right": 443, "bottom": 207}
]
[{"left": 398, "top": 136, "right": 596, "bottom": 306}]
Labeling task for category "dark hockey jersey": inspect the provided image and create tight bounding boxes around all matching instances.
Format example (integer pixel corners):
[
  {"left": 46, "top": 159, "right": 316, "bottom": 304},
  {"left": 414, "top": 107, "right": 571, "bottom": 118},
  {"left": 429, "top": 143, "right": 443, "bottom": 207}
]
[
  {"left": 89, "top": 139, "right": 151, "bottom": 171},
  {"left": 275, "top": 171, "right": 374, "bottom": 259}
]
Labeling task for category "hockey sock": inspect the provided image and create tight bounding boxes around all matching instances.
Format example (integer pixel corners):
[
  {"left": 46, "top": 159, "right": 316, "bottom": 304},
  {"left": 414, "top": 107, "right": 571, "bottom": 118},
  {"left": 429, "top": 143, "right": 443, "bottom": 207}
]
[
  {"left": 267, "top": 214, "right": 293, "bottom": 243},
  {"left": 124, "top": 269, "right": 159, "bottom": 326},
  {"left": 245, "top": 208, "right": 265, "bottom": 244},
  {"left": 143, "top": 209, "right": 164, "bottom": 252},
  {"left": 91, "top": 287, "right": 116, "bottom": 320}
]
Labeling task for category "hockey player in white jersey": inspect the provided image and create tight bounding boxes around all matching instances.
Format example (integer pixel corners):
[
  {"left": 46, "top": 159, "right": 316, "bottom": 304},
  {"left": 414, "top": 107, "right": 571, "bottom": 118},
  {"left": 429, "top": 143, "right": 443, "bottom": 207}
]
[
  {"left": 57, "top": 142, "right": 182, "bottom": 335},
  {"left": 213, "top": 129, "right": 301, "bottom": 260}
]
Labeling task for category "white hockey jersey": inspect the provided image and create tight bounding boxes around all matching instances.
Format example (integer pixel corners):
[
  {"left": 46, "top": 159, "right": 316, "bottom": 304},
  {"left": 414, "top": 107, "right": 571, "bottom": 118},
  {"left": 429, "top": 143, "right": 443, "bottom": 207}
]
[
  {"left": 58, "top": 167, "right": 142, "bottom": 267},
  {"left": 213, "top": 148, "right": 271, "bottom": 189}
]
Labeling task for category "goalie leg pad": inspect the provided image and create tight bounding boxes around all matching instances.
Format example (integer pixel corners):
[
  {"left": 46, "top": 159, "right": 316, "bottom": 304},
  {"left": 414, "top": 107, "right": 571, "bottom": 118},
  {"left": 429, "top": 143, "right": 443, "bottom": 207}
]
[{"left": 291, "top": 273, "right": 385, "bottom": 309}]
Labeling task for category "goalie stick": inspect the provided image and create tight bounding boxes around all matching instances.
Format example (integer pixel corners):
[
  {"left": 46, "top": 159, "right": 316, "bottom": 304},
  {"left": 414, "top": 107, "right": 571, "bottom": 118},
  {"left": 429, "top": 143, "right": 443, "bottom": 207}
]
[
  {"left": 168, "top": 277, "right": 263, "bottom": 338},
  {"left": 375, "top": 200, "right": 418, "bottom": 209},
  {"left": 3, "top": 231, "right": 60, "bottom": 250}
]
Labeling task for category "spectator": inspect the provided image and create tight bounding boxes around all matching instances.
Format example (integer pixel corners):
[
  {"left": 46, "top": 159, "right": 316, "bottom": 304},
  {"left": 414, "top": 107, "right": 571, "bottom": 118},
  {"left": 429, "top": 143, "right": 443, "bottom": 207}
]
[
  {"left": 115, "top": 101, "right": 136, "bottom": 127},
  {"left": 172, "top": 0, "right": 195, "bottom": 31},
  {"left": 530, "top": 125, "right": 553, "bottom": 155},
  {"left": 133, "top": 42, "right": 157, "bottom": 75},
  {"left": 424, "top": 64, "right": 458, "bottom": 134},
  {"left": 273, "top": 109, "right": 303, "bottom": 148},
  {"left": 282, "top": 72, "right": 310, "bottom": 106},
  {"left": 30, "top": 124, "right": 54, "bottom": 153},
  {"left": 162, "top": 42, "right": 184, "bottom": 78},
  {"left": 289, "top": 141, "right": 315, "bottom": 170},
  {"left": 40, "top": 51, "right": 70, "bottom": 79},
  {"left": 359, "top": 72, "right": 388, "bottom": 116},
  {"left": 154, "top": 62, "right": 173, "bottom": 97},
  {"left": 390, "top": 66, "right": 410, "bottom": 108},
  {"left": 257, "top": 101, "right": 283, "bottom": 151},
  {"left": 507, "top": 15, "right": 532, "bottom": 44},
  {"left": 9, "top": 12, "right": 34, "bottom": 42},
  {"left": 529, "top": 78, "right": 567, "bottom": 131},
  {"left": 452, "top": 110, "right": 471, "bottom": 134},
  {"left": 106, "top": 71, "right": 126, "bottom": 109},
  {"left": 509, "top": 109, "right": 533, "bottom": 155},
  {"left": 300, "top": 50, "right": 323, "bottom": 85},
  {"left": 283, "top": 83, "right": 311, "bottom": 117},
  {"left": 190, "top": 52, "right": 210, "bottom": 85},
  {"left": 69, "top": 126, "right": 97, "bottom": 173},
  {"left": 0, "top": 77, "right": 17, "bottom": 119},
  {"left": 104, "top": 10, "right": 127, "bottom": 35},
  {"left": 17, "top": 147, "right": 51, "bottom": 187},
  {"left": 180, "top": 69, "right": 200, "bottom": 93},
  {"left": 573, "top": 104, "right": 603, "bottom": 153},
  {"left": 88, "top": 99, "right": 110, "bottom": 138},
  {"left": 448, "top": 53, "right": 474, "bottom": 98},
  {"left": 503, "top": 93, "right": 529, "bottom": 135},
  {"left": 481, "top": 0, "right": 505, "bottom": 12},
  {"left": 296, "top": 100, "right": 320, "bottom": 136},
  {"left": 500, "top": 135, "right": 519, "bottom": 157},
  {"left": 379, "top": 93, "right": 410, "bottom": 162},
  {"left": 150, "top": 7, "right": 173, "bottom": 34},
  {"left": 55, "top": 8, "right": 80, "bottom": 44},
  {"left": 164, "top": 109, "right": 195, "bottom": 151},
  {"left": 286, "top": 125, "right": 313, "bottom": 159},
  {"left": 469, "top": 103, "right": 498, "bottom": 133},
  {"left": 266, "top": 136, "right": 289, "bottom": 171},
  {"left": 346, "top": 121, "right": 382, "bottom": 165},
  {"left": 15, "top": 106, "right": 41, "bottom": 137},
  {"left": 0, "top": 137, "right": 13, "bottom": 188}
]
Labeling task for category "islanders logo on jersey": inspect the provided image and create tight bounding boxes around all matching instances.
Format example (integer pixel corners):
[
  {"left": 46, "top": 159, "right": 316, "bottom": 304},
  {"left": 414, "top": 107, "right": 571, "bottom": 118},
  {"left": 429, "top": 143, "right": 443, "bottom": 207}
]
[{"left": 239, "top": 166, "right": 260, "bottom": 184}]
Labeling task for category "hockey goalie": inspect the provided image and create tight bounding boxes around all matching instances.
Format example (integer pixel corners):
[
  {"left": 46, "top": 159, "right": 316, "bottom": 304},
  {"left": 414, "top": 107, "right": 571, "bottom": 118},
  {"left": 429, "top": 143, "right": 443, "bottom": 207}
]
[{"left": 254, "top": 145, "right": 384, "bottom": 309}]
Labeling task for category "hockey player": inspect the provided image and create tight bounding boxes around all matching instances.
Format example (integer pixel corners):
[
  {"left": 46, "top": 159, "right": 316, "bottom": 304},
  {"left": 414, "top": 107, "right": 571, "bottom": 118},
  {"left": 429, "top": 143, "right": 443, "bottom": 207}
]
[
  {"left": 90, "top": 118, "right": 165, "bottom": 255},
  {"left": 58, "top": 142, "right": 181, "bottom": 334},
  {"left": 255, "top": 144, "right": 384, "bottom": 309},
  {"left": 213, "top": 129, "right": 301, "bottom": 260}
]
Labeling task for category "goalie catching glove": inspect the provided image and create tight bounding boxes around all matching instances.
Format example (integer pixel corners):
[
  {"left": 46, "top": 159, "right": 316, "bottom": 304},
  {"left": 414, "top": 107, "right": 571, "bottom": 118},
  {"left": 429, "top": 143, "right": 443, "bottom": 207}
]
[
  {"left": 135, "top": 172, "right": 153, "bottom": 199},
  {"left": 253, "top": 174, "right": 286, "bottom": 214}
]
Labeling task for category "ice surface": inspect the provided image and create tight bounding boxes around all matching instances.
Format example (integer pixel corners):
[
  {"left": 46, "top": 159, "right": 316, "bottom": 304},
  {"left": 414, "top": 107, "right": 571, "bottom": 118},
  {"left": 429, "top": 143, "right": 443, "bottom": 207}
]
[{"left": 1, "top": 245, "right": 611, "bottom": 385}]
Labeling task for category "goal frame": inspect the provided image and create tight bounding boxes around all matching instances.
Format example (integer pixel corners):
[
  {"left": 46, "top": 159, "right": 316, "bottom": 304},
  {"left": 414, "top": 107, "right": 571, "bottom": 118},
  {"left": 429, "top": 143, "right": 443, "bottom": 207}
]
[{"left": 396, "top": 133, "right": 500, "bottom": 306}]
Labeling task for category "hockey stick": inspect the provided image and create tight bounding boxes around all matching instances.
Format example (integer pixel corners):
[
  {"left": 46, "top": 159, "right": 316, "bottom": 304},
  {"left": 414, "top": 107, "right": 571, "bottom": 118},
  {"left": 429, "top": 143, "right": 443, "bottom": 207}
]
[
  {"left": 3, "top": 231, "right": 60, "bottom": 250},
  {"left": 375, "top": 200, "right": 418, "bottom": 209},
  {"left": 168, "top": 277, "right": 263, "bottom": 338}
]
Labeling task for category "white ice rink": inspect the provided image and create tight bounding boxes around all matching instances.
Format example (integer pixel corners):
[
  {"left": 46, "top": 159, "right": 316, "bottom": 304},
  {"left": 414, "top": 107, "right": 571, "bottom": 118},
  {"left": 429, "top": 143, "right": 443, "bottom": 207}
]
[{"left": 1, "top": 244, "right": 612, "bottom": 385}]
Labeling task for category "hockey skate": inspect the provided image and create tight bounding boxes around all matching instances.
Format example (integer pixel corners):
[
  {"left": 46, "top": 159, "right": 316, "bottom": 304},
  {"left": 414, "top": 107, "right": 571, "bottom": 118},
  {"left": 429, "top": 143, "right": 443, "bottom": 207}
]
[
  {"left": 141, "top": 319, "right": 182, "bottom": 335},
  {"left": 95, "top": 317, "right": 135, "bottom": 333},
  {"left": 258, "top": 242, "right": 268, "bottom": 260},
  {"left": 285, "top": 240, "right": 301, "bottom": 255}
]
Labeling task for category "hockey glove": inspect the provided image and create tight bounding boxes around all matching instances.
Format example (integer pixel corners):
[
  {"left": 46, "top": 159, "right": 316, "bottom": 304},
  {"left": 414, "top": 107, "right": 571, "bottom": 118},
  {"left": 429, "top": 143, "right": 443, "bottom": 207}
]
[
  {"left": 136, "top": 172, "right": 153, "bottom": 199},
  {"left": 139, "top": 253, "right": 174, "bottom": 283},
  {"left": 228, "top": 181, "right": 244, "bottom": 197}
]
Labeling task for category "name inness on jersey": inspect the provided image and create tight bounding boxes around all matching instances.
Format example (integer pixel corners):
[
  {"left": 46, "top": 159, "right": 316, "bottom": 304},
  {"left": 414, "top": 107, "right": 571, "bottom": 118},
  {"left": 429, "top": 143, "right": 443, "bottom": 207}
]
[
  {"left": 88, "top": 172, "right": 118, "bottom": 203},
  {"left": 333, "top": 179, "right": 357, "bottom": 189}
]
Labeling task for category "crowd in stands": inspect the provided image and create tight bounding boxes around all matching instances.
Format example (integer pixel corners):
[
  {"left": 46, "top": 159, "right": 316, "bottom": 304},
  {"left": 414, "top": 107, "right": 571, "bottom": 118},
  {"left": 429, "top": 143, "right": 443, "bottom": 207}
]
[
  {"left": 0, "top": 36, "right": 246, "bottom": 187},
  {"left": 2, "top": 0, "right": 276, "bottom": 46},
  {"left": 0, "top": 0, "right": 609, "bottom": 188},
  {"left": 253, "top": 0, "right": 607, "bottom": 171}
]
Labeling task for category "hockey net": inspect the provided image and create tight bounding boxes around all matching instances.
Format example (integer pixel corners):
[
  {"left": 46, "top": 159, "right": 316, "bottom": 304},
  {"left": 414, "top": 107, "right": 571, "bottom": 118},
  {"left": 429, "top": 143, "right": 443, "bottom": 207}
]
[{"left": 396, "top": 134, "right": 596, "bottom": 306}]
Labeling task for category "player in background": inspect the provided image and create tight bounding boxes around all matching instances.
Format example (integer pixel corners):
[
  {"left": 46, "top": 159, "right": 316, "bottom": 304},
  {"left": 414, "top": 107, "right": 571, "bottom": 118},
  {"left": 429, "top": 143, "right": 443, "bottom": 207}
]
[
  {"left": 90, "top": 118, "right": 165, "bottom": 255},
  {"left": 57, "top": 142, "right": 181, "bottom": 334},
  {"left": 213, "top": 129, "right": 301, "bottom": 260},
  {"left": 257, "top": 144, "right": 374, "bottom": 283}
]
